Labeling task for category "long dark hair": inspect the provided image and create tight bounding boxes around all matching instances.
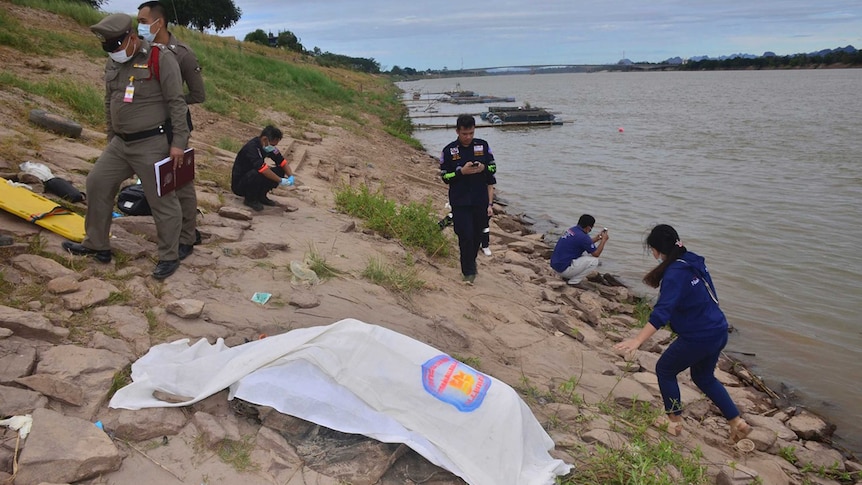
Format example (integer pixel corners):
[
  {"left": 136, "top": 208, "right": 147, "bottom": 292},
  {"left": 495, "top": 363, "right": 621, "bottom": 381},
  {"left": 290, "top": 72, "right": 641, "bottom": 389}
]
[{"left": 643, "top": 224, "right": 687, "bottom": 288}]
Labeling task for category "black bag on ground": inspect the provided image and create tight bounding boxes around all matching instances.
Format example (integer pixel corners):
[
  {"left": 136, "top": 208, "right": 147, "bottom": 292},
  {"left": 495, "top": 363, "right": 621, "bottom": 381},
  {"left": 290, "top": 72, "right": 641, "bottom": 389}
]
[
  {"left": 43, "top": 177, "right": 85, "bottom": 203},
  {"left": 117, "top": 184, "right": 151, "bottom": 216}
]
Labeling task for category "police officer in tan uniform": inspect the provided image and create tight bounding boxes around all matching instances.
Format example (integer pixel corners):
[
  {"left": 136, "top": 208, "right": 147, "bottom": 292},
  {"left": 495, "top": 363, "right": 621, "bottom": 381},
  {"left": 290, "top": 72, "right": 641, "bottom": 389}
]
[
  {"left": 137, "top": 1, "right": 204, "bottom": 259},
  {"left": 62, "top": 13, "right": 189, "bottom": 280}
]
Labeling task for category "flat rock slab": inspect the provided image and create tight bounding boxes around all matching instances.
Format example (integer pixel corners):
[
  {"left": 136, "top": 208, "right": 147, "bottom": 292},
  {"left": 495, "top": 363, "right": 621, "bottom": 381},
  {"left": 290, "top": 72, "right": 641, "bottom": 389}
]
[
  {"left": 288, "top": 290, "right": 320, "bottom": 309},
  {"left": 0, "top": 337, "right": 38, "bottom": 384},
  {"left": 0, "top": 304, "right": 69, "bottom": 342},
  {"left": 101, "top": 406, "right": 188, "bottom": 441},
  {"left": 12, "top": 254, "right": 76, "bottom": 280},
  {"left": 109, "top": 224, "right": 156, "bottom": 259},
  {"left": 16, "top": 373, "right": 85, "bottom": 406},
  {"left": 201, "top": 225, "right": 244, "bottom": 242},
  {"left": 91, "top": 305, "right": 149, "bottom": 341},
  {"left": 164, "top": 315, "right": 230, "bottom": 339},
  {"left": 218, "top": 206, "right": 253, "bottom": 221},
  {"left": 47, "top": 274, "right": 80, "bottom": 294},
  {"left": 35, "top": 345, "right": 130, "bottom": 419},
  {"left": 37, "top": 344, "right": 129, "bottom": 378},
  {"left": 15, "top": 408, "right": 122, "bottom": 485},
  {"left": 112, "top": 215, "right": 159, "bottom": 241},
  {"left": 166, "top": 298, "right": 205, "bottom": 319},
  {"left": 61, "top": 278, "right": 120, "bottom": 310},
  {"left": 0, "top": 383, "right": 48, "bottom": 416},
  {"left": 303, "top": 132, "right": 323, "bottom": 143}
]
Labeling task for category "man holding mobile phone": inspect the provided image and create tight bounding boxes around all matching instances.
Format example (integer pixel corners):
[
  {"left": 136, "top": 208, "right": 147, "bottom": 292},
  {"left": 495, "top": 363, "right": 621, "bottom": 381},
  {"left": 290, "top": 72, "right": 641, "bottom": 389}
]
[
  {"left": 439, "top": 115, "right": 496, "bottom": 285},
  {"left": 549, "top": 214, "right": 609, "bottom": 288}
]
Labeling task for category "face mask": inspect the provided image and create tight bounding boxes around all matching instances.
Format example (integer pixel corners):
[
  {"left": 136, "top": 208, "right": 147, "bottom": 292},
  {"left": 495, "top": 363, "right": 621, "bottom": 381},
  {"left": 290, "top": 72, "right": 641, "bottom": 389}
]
[
  {"left": 109, "top": 47, "right": 132, "bottom": 63},
  {"left": 656, "top": 257, "right": 664, "bottom": 264},
  {"left": 137, "top": 18, "right": 160, "bottom": 43},
  {"left": 263, "top": 145, "right": 276, "bottom": 153}
]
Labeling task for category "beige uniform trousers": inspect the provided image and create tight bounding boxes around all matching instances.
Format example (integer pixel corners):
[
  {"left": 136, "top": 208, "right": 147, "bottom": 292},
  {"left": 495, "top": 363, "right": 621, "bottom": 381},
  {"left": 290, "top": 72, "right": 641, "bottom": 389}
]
[
  {"left": 175, "top": 180, "right": 197, "bottom": 245},
  {"left": 82, "top": 135, "right": 181, "bottom": 261}
]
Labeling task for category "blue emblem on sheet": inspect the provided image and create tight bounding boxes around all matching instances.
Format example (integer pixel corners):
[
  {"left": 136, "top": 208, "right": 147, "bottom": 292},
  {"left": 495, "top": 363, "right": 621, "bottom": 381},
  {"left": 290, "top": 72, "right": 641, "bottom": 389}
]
[{"left": 421, "top": 355, "right": 491, "bottom": 412}]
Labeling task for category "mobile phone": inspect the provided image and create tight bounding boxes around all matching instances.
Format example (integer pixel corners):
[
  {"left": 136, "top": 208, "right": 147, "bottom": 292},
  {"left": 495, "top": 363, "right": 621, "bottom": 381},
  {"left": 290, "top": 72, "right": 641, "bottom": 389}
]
[{"left": 471, "top": 161, "right": 480, "bottom": 166}]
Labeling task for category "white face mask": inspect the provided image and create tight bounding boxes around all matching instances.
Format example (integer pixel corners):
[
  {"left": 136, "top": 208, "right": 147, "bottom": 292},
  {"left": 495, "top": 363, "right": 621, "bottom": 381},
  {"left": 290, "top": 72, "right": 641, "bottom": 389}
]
[
  {"left": 109, "top": 47, "right": 133, "bottom": 63},
  {"left": 137, "top": 18, "right": 160, "bottom": 43},
  {"left": 656, "top": 257, "right": 664, "bottom": 264}
]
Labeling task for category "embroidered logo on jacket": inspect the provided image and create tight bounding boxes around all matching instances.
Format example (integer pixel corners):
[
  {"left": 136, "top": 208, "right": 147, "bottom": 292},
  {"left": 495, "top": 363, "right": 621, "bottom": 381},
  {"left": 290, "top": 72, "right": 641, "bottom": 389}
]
[{"left": 473, "top": 145, "right": 484, "bottom": 156}]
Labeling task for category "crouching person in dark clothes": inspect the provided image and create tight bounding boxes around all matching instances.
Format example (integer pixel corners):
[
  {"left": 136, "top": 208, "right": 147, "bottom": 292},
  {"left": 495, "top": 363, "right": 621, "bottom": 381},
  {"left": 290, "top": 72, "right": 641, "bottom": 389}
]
[{"left": 230, "top": 125, "right": 294, "bottom": 212}]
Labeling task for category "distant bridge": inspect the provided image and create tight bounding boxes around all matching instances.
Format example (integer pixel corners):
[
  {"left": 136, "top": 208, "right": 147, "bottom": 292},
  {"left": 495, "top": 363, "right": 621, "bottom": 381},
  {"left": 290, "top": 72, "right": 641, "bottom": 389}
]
[{"left": 452, "top": 63, "right": 677, "bottom": 74}]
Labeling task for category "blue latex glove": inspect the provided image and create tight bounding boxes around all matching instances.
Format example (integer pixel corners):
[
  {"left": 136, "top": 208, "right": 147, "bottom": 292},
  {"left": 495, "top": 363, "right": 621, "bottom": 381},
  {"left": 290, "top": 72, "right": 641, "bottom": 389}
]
[{"left": 280, "top": 175, "right": 295, "bottom": 186}]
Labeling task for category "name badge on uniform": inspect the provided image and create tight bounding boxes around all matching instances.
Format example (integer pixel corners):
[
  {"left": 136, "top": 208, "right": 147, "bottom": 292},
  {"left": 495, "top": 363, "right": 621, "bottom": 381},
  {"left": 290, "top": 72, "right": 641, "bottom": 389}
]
[
  {"left": 473, "top": 145, "right": 484, "bottom": 156},
  {"left": 124, "top": 77, "right": 135, "bottom": 103}
]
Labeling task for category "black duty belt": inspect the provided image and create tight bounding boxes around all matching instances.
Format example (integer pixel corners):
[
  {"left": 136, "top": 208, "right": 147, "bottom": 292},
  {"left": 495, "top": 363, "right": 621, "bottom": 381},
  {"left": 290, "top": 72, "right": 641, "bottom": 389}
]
[{"left": 116, "top": 121, "right": 170, "bottom": 142}]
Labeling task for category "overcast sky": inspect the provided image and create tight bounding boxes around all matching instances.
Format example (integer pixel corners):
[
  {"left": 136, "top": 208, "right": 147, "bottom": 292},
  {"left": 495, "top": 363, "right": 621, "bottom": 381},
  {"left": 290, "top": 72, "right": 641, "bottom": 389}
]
[{"left": 103, "top": 0, "right": 861, "bottom": 70}]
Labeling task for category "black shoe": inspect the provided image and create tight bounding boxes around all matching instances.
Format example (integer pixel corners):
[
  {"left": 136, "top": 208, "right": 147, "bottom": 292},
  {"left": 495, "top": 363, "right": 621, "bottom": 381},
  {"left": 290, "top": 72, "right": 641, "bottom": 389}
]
[
  {"left": 243, "top": 198, "right": 263, "bottom": 212},
  {"left": 259, "top": 195, "right": 277, "bottom": 206},
  {"left": 178, "top": 244, "right": 194, "bottom": 260},
  {"left": 62, "top": 241, "right": 112, "bottom": 263},
  {"left": 193, "top": 229, "right": 202, "bottom": 245},
  {"left": 152, "top": 259, "right": 180, "bottom": 280}
]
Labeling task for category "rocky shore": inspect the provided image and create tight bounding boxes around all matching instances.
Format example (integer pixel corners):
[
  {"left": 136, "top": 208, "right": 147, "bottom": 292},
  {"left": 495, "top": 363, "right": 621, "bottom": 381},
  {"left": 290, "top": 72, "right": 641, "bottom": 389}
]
[
  {"left": 1, "top": 107, "right": 861, "bottom": 484},
  {"left": 0, "top": 3, "right": 859, "bottom": 478}
]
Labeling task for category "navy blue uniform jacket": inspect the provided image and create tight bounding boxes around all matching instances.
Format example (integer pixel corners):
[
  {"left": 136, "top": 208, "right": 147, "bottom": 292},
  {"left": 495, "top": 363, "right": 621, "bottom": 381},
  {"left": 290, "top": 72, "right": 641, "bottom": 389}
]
[{"left": 439, "top": 138, "right": 497, "bottom": 207}]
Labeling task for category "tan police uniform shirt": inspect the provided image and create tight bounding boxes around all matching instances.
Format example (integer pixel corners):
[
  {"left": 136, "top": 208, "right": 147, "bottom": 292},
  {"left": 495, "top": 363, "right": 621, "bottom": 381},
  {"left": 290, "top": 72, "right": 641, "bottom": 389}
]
[
  {"left": 104, "top": 39, "right": 189, "bottom": 149},
  {"left": 164, "top": 33, "right": 206, "bottom": 105}
]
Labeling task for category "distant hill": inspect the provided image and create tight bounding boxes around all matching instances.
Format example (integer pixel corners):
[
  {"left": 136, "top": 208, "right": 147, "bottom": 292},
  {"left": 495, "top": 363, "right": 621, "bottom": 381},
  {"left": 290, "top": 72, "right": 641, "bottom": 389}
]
[{"left": 660, "top": 45, "right": 858, "bottom": 65}]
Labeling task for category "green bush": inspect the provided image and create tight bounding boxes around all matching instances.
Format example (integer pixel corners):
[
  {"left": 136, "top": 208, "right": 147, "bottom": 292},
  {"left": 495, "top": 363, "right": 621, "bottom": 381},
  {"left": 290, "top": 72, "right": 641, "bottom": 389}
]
[{"left": 334, "top": 184, "right": 450, "bottom": 257}]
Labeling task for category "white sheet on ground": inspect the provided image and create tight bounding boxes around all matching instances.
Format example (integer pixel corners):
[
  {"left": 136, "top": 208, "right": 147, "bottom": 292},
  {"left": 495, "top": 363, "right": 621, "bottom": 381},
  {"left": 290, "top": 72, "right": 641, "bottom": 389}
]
[{"left": 109, "top": 318, "right": 572, "bottom": 485}]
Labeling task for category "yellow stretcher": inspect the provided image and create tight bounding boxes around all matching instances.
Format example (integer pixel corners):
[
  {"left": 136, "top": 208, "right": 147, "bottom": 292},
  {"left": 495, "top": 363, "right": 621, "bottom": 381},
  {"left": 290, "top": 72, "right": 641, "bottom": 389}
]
[{"left": 0, "top": 177, "right": 85, "bottom": 242}]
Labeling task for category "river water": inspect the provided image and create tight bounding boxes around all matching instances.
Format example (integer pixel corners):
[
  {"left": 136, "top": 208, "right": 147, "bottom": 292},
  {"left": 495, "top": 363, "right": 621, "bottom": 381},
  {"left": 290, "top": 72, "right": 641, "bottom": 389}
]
[{"left": 397, "top": 70, "right": 862, "bottom": 455}]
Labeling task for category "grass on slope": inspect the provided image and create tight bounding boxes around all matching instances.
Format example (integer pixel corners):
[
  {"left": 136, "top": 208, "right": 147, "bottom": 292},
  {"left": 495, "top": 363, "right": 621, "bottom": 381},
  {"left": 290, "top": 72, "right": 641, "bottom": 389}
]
[{"left": 0, "top": 0, "right": 418, "bottom": 146}]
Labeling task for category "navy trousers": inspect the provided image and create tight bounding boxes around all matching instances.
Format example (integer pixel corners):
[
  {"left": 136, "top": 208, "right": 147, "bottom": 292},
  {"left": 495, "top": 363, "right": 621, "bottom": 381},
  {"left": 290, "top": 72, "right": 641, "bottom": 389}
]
[
  {"left": 656, "top": 330, "right": 740, "bottom": 419},
  {"left": 452, "top": 204, "right": 487, "bottom": 276}
]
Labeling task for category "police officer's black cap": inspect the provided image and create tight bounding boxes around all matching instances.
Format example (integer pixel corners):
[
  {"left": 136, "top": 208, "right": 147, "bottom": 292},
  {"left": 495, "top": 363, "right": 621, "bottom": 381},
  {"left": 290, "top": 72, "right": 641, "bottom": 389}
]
[{"left": 91, "top": 13, "right": 133, "bottom": 52}]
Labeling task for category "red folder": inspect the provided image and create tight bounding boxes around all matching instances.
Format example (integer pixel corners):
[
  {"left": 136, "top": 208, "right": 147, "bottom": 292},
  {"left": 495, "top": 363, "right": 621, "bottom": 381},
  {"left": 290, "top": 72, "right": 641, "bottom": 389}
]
[{"left": 154, "top": 148, "right": 195, "bottom": 197}]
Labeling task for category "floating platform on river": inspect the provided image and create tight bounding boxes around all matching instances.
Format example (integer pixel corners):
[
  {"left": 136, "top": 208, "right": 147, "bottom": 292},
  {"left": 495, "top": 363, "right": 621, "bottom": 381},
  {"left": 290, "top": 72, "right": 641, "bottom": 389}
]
[
  {"left": 405, "top": 91, "right": 515, "bottom": 104},
  {"left": 481, "top": 105, "right": 558, "bottom": 124},
  {"left": 413, "top": 119, "right": 569, "bottom": 130}
]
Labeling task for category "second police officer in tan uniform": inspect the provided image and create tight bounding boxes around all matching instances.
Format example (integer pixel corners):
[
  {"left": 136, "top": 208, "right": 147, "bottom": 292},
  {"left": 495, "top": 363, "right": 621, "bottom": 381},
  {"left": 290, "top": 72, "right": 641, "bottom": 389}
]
[
  {"left": 137, "top": 1, "right": 205, "bottom": 259},
  {"left": 62, "top": 13, "right": 189, "bottom": 280}
]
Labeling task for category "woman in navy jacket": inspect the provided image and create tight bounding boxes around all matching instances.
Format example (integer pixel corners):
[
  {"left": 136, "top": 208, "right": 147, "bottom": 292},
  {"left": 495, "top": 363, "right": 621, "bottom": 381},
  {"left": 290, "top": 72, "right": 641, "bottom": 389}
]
[{"left": 614, "top": 224, "right": 751, "bottom": 441}]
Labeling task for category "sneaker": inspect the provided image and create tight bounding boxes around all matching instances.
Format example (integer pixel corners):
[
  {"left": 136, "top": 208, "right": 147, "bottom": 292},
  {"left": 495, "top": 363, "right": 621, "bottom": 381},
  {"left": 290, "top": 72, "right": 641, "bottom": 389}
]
[
  {"left": 462, "top": 274, "right": 476, "bottom": 285},
  {"left": 259, "top": 194, "right": 277, "bottom": 206},
  {"left": 243, "top": 198, "right": 264, "bottom": 212},
  {"left": 178, "top": 244, "right": 194, "bottom": 260},
  {"left": 482, "top": 246, "right": 492, "bottom": 257},
  {"left": 152, "top": 259, "right": 180, "bottom": 280},
  {"left": 62, "top": 241, "right": 112, "bottom": 263}
]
